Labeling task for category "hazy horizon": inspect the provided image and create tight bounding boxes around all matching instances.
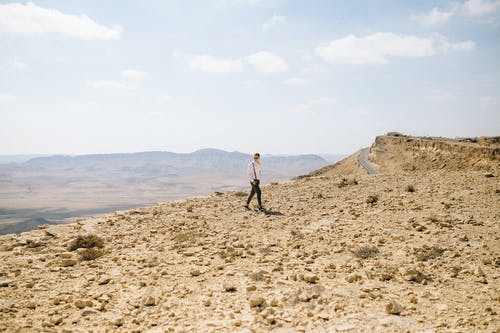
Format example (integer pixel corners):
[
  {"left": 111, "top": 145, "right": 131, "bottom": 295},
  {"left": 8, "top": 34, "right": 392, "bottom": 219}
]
[{"left": 1, "top": 1, "right": 499, "bottom": 155}]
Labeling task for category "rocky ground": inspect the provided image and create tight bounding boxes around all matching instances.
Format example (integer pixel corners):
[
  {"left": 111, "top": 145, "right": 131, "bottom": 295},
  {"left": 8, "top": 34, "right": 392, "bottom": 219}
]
[
  {"left": 0, "top": 166, "right": 498, "bottom": 332},
  {"left": 1, "top": 135, "right": 499, "bottom": 332}
]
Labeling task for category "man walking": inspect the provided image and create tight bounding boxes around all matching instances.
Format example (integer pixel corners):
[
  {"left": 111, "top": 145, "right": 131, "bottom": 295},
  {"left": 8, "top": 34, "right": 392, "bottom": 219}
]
[{"left": 245, "top": 153, "right": 265, "bottom": 211}]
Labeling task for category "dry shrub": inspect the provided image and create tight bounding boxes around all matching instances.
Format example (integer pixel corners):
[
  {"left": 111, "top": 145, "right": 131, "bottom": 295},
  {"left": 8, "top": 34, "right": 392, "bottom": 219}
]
[
  {"left": 186, "top": 206, "right": 193, "bottom": 213},
  {"left": 366, "top": 194, "right": 379, "bottom": 205},
  {"left": 234, "top": 191, "right": 248, "bottom": 197},
  {"left": 352, "top": 245, "right": 379, "bottom": 259},
  {"left": 80, "top": 248, "right": 104, "bottom": 261},
  {"left": 68, "top": 234, "right": 105, "bottom": 251},
  {"left": 338, "top": 178, "right": 358, "bottom": 188},
  {"left": 427, "top": 214, "right": 440, "bottom": 223},
  {"left": 415, "top": 246, "right": 445, "bottom": 262},
  {"left": 406, "top": 185, "right": 416, "bottom": 192}
]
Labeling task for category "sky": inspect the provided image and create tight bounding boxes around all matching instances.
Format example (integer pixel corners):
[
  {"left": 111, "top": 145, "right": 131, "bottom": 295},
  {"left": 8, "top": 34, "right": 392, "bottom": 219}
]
[{"left": 0, "top": 0, "right": 499, "bottom": 155}]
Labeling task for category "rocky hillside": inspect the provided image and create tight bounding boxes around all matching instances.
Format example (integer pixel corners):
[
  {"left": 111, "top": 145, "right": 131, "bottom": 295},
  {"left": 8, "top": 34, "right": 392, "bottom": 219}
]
[
  {"left": 0, "top": 135, "right": 498, "bottom": 332},
  {"left": 369, "top": 134, "right": 499, "bottom": 174}
]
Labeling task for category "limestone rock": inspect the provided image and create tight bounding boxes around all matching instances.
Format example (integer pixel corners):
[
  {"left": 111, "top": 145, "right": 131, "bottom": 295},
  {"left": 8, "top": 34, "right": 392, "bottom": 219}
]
[
  {"left": 249, "top": 292, "right": 265, "bottom": 307},
  {"left": 345, "top": 273, "right": 362, "bottom": 283},
  {"left": 223, "top": 281, "right": 237, "bottom": 292},
  {"left": 98, "top": 276, "right": 112, "bottom": 285},
  {"left": 75, "top": 300, "right": 93, "bottom": 309},
  {"left": 303, "top": 272, "right": 318, "bottom": 284},
  {"left": 144, "top": 295, "right": 156, "bottom": 306},
  {"left": 386, "top": 301, "right": 403, "bottom": 315},
  {"left": 0, "top": 280, "right": 11, "bottom": 287},
  {"left": 61, "top": 259, "right": 78, "bottom": 267}
]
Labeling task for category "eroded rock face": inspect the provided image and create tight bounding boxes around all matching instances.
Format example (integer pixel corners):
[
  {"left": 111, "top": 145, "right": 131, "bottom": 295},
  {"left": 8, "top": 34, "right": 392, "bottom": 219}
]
[{"left": 0, "top": 168, "right": 498, "bottom": 332}]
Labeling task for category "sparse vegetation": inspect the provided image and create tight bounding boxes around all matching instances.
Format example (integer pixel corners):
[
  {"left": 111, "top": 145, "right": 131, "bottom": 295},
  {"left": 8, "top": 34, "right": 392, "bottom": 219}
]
[
  {"left": 415, "top": 246, "right": 446, "bottom": 262},
  {"left": 80, "top": 248, "right": 104, "bottom": 261},
  {"left": 427, "top": 214, "right": 440, "bottom": 223},
  {"left": 68, "top": 234, "right": 104, "bottom": 251},
  {"left": 338, "top": 178, "right": 358, "bottom": 188},
  {"left": 406, "top": 184, "right": 415, "bottom": 192},
  {"left": 352, "top": 245, "right": 379, "bottom": 259},
  {"left": 186, "top": 206, "right": 193, "bottom": 212},
  {"left": 366, "top": 194, "right": 379, "bottom": 205},
  {"left": 234, "top": 191, "right": 248, "bottom": 197},
  {"left": 314, "top": 192, "right": 324, "bottom": 199}
]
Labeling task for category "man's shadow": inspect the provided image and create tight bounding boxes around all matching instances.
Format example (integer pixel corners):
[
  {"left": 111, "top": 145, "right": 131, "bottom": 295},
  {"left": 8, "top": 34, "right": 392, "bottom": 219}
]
[{"left": 264, "top": 210, "right": 284, "bottom": 216}]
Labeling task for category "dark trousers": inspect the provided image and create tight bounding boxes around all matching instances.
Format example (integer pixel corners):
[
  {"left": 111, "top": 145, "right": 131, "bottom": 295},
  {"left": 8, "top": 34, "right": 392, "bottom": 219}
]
[{"left": 246, "top": 180, "right": 262, "bottom": 207}]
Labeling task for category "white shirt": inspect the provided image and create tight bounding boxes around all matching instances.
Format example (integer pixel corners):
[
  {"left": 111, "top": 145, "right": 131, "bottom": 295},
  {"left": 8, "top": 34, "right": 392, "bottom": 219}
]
[{"left": 247, "top": 160, "right": 261, "bottom": 181}]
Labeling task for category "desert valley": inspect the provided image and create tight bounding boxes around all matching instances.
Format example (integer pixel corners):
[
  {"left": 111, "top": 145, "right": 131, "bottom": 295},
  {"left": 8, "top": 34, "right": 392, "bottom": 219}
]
[{"left": 0, "top": 133, "right": 498, "bottom": 333}]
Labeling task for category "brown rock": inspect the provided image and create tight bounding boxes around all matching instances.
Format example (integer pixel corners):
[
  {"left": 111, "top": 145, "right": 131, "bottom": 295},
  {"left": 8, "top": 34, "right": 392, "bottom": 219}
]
[
  {"left": 223, "top": 281, "right": 237, "bottom": 292},
  {"left": 345, "top": 273, "right": 362, "bottom": 283},
  {"left": 98, "top": 276, "right": 112, "bottom": 285},
  {"left": 144, "top": 295, "right": 156, "bottom": 306},
  {"left": 386, "top": 301, "right": 403, "bottom": 315},
  {"left": 249, "top": 292, "right": 265, "bottom": 307},
  {"left": 75, "top": 300, "right": 93, "bottom": 309},
  {"left": 303, "top": 272, "right": 318, "bottom": 283},
  {"left": 61, "top": 259, "right": 78, "bottom": 267},
  {"left": 0, "top": 280, "right": 11, "bottom": 287}
]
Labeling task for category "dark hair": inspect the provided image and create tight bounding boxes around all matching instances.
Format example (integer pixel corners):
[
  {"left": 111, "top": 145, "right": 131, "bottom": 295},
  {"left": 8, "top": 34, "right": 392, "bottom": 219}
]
[{"left": 254, "top": 153, "right": 260, "bottom": 158}]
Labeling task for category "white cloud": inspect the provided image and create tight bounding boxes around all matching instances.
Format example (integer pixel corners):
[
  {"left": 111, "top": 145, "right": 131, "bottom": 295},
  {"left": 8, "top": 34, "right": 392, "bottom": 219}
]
[
  {"left": 412, "top": 7, "right": 455, "bottom": 27},
  {"left": 88, "top": 81, "right": 135, "bottom": 91},
  {"left": 121, "top": 69, "right": 148, "bottom": 80},
  {"left": 263, "top": 14, "right": 285, "bottom": 30},
  {"left": 182, "top": 51, "right": 287, "bottom": 75},
  {"left": 461, "top": 0, "right": 500, "bottom": 16},
  {"left": 412, "top": 0, "right": 500, "bottom": 27},
  {"left": 0, "top": 92, "right": 17, "bottom": 102},
  {"left": 315, "top": 33, "right": 475, "bottom": 65},
  {"left": 12, "top": 60, "right": 28, "bottom": 69},
  {"left": 245, "top": 51, "right": 288, "bottom": 74},
  {"left": 189, "top": 54, "right": 243, "bottom": 74},
  {"left": 0, "top": 2, "right": 121, "bottom": 39},
  {"left": 283, "top": 77, "right": 308, "bottom": 86}
]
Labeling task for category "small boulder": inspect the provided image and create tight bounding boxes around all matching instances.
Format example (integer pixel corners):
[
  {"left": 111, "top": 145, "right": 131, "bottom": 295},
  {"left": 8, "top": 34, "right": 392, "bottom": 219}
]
[
  {"left": 74, "top": 300, "right": 93, "bottom": 309},
  {"left": 98, "top": 276, "right": 111, "bottom": 285},
  {"left": 303, "top": 273, "right": 318, "bottom": 284},
  {"left": 61, "top": 259, "right": 78, "bottom": 267},
  {"left": 345, "top": 273, "right": 362, "bottom": 283},
  {"left": 386, "top": 301, "right": 403, "bottom": 315},
  {"left": 249, "top": 292, "right": 265, "bottom": 308},
  {"left": 190, "top": 269, "right": 201, "bottom": 277},
  {"left": 0, "top": 280, "right": 11, "bottom": 288},
  {"left": 223, "top": 281, "right": 237, "bottom": 292},
  {"left": 144, "top": 295, "right": 156, "bottom": 306}
]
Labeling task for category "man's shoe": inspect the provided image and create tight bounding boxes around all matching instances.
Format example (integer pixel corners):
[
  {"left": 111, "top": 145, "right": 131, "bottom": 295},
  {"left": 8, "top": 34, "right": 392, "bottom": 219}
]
[
  {"left": 244, "top": 205, "right": 251, "bottom": 210},
  {"left": 258, "top": 207, "right": 266, "bottom": 212}
]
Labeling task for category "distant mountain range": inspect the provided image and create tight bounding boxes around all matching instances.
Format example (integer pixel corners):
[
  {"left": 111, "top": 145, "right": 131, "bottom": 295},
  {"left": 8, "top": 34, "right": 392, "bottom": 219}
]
[{"left": 2, "top": 149, "right": 330, "bottom": 180}]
